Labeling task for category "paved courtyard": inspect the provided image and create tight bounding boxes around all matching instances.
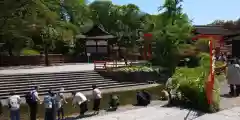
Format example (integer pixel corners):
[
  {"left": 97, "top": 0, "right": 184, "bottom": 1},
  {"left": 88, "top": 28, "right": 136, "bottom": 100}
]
[
  {"left": 78, "top": 105, "right": 240, "bottom": 120},
  {"left": 0, "top": 61, "right": 144, "bottom": 75}
]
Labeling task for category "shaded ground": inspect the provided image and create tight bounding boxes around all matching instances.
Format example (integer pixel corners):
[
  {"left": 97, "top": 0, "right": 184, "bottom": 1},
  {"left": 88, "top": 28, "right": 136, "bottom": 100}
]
[{"left": 65, "top": 100, "right": 169, "bottom": 120}]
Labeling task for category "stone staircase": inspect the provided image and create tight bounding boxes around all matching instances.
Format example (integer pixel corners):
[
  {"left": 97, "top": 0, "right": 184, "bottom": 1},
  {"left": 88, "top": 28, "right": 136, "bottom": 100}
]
[{"left": 0, "top": 71, "right": 148, "bottom": 99}]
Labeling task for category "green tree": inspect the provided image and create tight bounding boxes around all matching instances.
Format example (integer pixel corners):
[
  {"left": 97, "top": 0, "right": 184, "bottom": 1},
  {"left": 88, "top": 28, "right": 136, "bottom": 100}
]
[
  {"left": 40, "top": 25, "right": 59, "bottom": 66},
  {"left": 89, "top": 1, "right": 146, "bottom": 60},
  {"left": 150, "top": 0, "right": 192, "bottom": 72}
]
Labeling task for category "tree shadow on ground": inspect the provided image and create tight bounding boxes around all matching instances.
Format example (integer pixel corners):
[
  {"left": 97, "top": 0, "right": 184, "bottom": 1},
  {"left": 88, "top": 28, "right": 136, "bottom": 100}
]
[
  {"left": 220, "top": 94, "right": 235, "bottom": 98},
  {"left": 65, "top": 113, "right": 96, "bottom": 120},
  {"left": 161, "top": 104, "right": 206, "bottom": 120}
]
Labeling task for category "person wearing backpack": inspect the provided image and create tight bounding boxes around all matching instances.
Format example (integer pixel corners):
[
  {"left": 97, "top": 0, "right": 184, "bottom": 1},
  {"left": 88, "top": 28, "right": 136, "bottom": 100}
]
[
  {"left": 25, "top": 86, "right": 41, "bottom": 120},
  {"left": 8, "top": 91, "right": 21, "bottom": 120}
]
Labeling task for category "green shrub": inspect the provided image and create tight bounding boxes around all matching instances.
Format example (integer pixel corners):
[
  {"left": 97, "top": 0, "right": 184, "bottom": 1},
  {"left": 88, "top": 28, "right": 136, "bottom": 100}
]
[
  {"left": 113, "top": 66, "right": 154, "bottom": 72},
  {"left": 178, "top": 44, "right": 200, "bottom": 67},
  {"left": 166, "top": 53, "right": 220, "bottom": 112},
  {"left": 21, "top": 48, "right": 40, "bottom": 55},
  {"left": 195, "top": 39, "right": 209, "bottom": 52}
]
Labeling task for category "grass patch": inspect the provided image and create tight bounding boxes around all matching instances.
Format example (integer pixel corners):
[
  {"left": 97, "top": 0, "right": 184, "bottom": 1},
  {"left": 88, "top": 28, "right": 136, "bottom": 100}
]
[{"left": 0, "top": 85, "right": 164, "bottom": 120}]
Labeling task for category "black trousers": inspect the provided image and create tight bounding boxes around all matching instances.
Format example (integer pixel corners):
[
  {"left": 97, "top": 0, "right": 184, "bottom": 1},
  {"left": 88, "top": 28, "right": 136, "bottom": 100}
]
[
  {"left": 230, "top": 84, "right": 240, "bottom": 96},
  {"left": 79, "top": 101, "right": 88, "bottom": 115},
  {"left": 93, "top": 99, "right": 101, "bottom": 111},
  {"left": 45, "top": 108, "right": 53, "bottom": 120},
  {"left": 29, "top": 103, "right": 38, "bottom": 120},
  {"left": 57, "top": 107, "right": 64, "bottom": 119}
]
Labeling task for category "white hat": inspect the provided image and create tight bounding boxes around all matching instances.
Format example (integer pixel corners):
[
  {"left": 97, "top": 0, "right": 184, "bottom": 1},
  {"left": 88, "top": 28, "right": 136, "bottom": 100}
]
[{"left": 60, "top": 87, "right": 64, "bottom": 92}]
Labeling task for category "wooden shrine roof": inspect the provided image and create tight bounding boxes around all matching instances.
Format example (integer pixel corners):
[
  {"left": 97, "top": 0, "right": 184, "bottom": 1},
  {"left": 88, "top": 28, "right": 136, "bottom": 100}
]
[
  {"left": 76, "top": 24, "right": 116, "bottom": 40},
  {"left": 193, "top": 25, "right": 234, "bottom": 35}
]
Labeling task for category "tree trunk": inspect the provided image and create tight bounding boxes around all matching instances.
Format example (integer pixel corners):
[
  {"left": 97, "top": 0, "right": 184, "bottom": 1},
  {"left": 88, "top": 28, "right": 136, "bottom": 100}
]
[
  {"left": 7, "top": 43, "right": 13, "bottom": 56},
  {"left": 44, "top": 44, "right": 49, "bottom": 66}
]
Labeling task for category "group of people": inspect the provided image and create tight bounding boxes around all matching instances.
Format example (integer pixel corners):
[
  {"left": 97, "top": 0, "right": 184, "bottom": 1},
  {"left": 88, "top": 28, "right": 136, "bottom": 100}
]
[
  {"left": 6, "top": 85, "right": 129, "bottom": 120},
  {"left": 6, "top": 84, "right": 152, "bottom": 120},
  {"left": 7, "top": 85, "right": 104, "bottom": 120}
]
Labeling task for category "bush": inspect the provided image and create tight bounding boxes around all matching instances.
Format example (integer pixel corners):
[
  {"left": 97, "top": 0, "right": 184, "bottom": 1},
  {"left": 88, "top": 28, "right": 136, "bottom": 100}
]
[
  {"left": 178, "top": 44, "right": 200, "bottom": 67},
  {"left": 113, "top": 66, "right": 154, "bottom": 72},
  {"left": 20, "top": 48, "right": 40, "bottom": 55},
  {"left": 195, "top": 39, "right": 209, "bottom": 52},
  {"left": 166, "top": 53, "right": 220, "bottom": 112}
]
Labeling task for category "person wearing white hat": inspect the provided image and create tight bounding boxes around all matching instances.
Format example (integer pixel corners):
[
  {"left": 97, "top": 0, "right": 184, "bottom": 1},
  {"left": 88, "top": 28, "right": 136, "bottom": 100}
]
[{"left": 56, "top": 88, "right": 67, "bottom": 120}]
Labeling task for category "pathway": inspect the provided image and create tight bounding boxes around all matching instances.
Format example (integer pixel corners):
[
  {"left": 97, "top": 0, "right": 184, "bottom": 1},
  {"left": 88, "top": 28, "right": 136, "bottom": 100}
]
[
  {"left": 0, "top": 61, "right": 145, "bottom": 75},
  {"left": 75, "top": 105, "right": 240, "bottom": 120},
  {"left": 76, "top": 105, "right": 203, "bottom": 120},
  {"left": 218, "top": 75, "right": 240, "bottom": 109},
  {"left": 0, "top": 63, "right": 94, "bottom": 75}
]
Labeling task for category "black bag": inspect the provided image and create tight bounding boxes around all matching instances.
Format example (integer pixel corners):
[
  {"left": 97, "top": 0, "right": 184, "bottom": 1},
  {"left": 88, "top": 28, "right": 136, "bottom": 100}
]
[{"left": 25, "top": 92, "right": 36, "bottom": 104}]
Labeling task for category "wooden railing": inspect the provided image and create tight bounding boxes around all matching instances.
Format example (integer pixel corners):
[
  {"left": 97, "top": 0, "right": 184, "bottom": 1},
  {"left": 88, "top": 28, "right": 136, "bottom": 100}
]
[
  {"left": 94, "top": 61, "right": 107, "bottom": 71},
  {"left": 94, "top": 61, "right": 128, "bottom": 71}
]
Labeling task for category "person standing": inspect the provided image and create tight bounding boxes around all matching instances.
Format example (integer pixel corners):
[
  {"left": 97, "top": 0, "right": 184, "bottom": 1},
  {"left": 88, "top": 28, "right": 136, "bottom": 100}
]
[
  {"left": 8, "top": 91, "right": 21, "bottom": 120},
  {"left": 71, "top": 91, "right": 88, "bottom": 116},
  {"left": 26, "top": 86, "right": 41, "bottom": 120},
  {"left": 43, "top": 90, "right": 56, "bottom": 120},
  {"left": 56, "top": 88, "right": 67, "bottom": 120},
  {"left": 226, "top": 59, "right": 240, "bottom": 96},
  {"left": 92, "top": 85, "right": 102, "bottom": 114}
]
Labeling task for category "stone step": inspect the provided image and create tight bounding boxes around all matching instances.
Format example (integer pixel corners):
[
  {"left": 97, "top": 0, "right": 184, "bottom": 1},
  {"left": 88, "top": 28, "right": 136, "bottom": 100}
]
[
  {"left": 0, "top": 78, "right": 115, "bottom": 90},
  {"left": 0, "top": 82, "right": 147, "bottom": 99},
  {"left": 0, "top": 78, "right": 108, "bottom": 87},
  {"left": 0, "top": 75, "right": 104, "bottom": 84},
  {"left": 0, "top": 79, "right": 120, "bottom": 93},
  {"left": 0, "top": 70, "right": 96, "bottom": 77},
  {"left": 0, "top": 72, "right": 99, "bottom": 80}
]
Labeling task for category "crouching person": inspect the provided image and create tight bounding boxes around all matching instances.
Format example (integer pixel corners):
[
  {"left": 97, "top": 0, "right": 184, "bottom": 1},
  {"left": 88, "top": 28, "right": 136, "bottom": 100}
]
[
  {"left": 71, "top": 91, "right": 88, "bottom": 116},
  {"left": 136, "top": 90, "right": 151, "bottom": 106},
  {"left": 108, "top": 94, "right": 119, "bottom": 111}
]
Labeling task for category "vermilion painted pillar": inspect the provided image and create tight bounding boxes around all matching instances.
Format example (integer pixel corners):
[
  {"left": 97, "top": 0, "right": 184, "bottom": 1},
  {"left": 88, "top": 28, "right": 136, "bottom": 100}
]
[
  {"left": 148, "top": 43, "right": 152, "bottom": 60},
  {"left": 144, "top": 33, "right": 152, "bottom": 60}
]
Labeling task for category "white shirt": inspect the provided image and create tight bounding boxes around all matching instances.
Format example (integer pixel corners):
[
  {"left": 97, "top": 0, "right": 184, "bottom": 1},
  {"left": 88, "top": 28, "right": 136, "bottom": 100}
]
[
  {"left": 92, "top": 88, "right": 102, "bottom": 99},
  {"left": 72, "top": 92, "right": 87, "bottom": 105},
  {"left": 8, "top": 95, "right": 21, "bottom": 110},
  {"left": 56, "top": 93, "right": 64, "bottom": 108},
  {"left": 31, "top": 90, "right": 39, "bottom": 102}
]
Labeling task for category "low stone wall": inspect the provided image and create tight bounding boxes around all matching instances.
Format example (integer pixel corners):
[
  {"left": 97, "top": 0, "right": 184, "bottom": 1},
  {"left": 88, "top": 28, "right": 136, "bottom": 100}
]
[
  {"left": 0, "top": 55, "right": 87, "bottom": 66},
  {"left": 99, "top": 71, "right": 167, "bottom": 83}
]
